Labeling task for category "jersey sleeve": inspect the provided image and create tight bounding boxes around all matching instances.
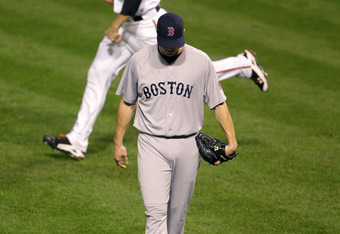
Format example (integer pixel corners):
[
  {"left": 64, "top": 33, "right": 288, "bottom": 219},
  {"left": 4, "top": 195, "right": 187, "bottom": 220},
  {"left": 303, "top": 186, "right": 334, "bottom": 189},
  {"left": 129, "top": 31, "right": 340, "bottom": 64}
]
[
  {"left": 204, "top": 59, "right": 227, "bottom": 109},
  {"left": 120, "top": 0, "right": 142, "bottom": 16},
  {"left": 116, "top": 57, "right": 139, "bottom": 104}
]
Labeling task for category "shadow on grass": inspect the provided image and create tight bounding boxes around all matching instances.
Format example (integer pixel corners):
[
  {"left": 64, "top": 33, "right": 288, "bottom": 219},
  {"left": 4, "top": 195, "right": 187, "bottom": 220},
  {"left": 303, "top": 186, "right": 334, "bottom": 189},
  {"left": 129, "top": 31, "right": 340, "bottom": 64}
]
[{"left": 43, "top": 152, "right": 78, "bottom": 161}]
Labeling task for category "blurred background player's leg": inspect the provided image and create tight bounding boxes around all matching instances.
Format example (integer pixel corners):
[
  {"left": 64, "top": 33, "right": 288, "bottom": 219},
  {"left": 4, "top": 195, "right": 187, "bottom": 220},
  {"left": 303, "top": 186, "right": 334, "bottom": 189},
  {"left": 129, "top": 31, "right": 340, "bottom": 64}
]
[{"left": 213, "top": 50, "right": 268, "bottom": 92}]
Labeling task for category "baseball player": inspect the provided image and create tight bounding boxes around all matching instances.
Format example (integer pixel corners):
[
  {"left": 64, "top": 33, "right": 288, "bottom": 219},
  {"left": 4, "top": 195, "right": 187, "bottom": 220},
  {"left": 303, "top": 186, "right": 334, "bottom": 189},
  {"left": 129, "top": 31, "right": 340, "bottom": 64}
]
[
  {"left": 42, "top": 0, "right": 265, "bottom": 160},
  {"left": 114, "top": 13, "right": 237, "bottom": 233}
]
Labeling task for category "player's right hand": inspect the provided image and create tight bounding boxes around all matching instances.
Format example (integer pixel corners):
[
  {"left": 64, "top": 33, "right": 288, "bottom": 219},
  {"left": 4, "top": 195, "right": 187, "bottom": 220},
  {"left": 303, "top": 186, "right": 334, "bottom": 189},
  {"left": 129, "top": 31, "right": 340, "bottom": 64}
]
[
  {"left": 104, "top": 0, "right": 113, "bottom": 5},
  {"left": 105, "top": 25, "right": 121, "bottom": 42},
  {"left": 114, "top": 144, "right": 129, "bottom": 168}
]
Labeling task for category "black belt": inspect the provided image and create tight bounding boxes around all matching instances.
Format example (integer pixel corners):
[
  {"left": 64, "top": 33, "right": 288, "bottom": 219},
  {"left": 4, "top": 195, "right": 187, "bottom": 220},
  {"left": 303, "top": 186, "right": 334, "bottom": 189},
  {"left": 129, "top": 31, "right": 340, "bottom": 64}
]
[
  {"left": 133, "top": 5, "right": 160, "bottom": 21},
  {"left": 141, "top": 132, "right": 197, "bottom": 139}
]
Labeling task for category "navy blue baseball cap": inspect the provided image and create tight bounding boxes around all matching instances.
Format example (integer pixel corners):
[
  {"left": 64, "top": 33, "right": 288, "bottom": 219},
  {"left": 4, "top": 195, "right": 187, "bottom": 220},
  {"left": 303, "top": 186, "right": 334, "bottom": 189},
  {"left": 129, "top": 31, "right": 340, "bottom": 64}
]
[{"left": 157, "top": 13, "right": 185, "bottom": 48}]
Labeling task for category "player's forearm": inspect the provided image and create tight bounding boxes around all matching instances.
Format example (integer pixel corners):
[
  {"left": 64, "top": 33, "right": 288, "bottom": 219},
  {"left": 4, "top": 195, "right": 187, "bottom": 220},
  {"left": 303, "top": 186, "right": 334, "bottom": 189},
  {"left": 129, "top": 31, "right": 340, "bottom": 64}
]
[
  {"left": 110, "top": 14, "right": 130, "bottom": 30},
  {"left": 111, "top": 0, "right": 141, "bottom": 28},
  {"left": 114, "top": 98, "right": 136, "bottom": 146},
  {"left": 214, "top": 102, "right": 238, "bottom": 151}
]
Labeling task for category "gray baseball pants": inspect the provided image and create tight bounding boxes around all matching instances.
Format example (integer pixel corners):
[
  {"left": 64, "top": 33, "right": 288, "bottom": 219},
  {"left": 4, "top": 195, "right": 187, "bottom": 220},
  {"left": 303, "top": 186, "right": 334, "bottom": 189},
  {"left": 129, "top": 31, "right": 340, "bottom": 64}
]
[{"left": 138, "top": 133, "right": 201, "bottom": 234}]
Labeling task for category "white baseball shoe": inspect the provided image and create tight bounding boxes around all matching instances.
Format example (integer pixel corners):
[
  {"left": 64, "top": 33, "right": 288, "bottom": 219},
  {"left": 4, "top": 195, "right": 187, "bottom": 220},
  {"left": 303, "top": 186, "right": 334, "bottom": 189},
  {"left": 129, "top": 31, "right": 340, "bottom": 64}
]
[
  {"left": 243, "top": 49, "right": 269, "bottom": 92},
  {"left": 42, "top": 134, "right": 85, "bottom": 160}
]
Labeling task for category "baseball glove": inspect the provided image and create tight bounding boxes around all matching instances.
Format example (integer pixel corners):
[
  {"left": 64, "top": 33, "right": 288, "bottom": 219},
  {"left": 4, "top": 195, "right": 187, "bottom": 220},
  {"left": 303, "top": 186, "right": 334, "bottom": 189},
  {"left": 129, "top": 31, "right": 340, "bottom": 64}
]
[{"left": 195, "top": 133, "right": 238, "bottom": 165}]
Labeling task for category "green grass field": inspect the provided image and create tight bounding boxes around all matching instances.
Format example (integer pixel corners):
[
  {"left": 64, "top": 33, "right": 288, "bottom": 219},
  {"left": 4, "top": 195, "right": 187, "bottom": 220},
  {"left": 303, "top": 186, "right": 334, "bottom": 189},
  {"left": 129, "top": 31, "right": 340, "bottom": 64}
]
[{"left": 0, "top": 0, "right": 339, "bottom": 233}]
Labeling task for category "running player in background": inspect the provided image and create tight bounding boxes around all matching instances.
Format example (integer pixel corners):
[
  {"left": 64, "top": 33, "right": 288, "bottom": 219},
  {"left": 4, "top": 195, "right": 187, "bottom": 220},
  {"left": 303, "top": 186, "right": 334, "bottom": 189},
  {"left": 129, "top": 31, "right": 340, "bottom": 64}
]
[{"left": 42, "top": 0, "right": 266, "bottom": 160}]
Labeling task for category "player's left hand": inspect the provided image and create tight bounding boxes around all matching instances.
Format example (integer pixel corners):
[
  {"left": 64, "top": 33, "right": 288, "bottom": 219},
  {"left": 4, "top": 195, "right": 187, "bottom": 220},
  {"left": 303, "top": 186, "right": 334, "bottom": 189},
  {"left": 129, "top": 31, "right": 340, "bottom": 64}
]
[
  {"left": 214, "top": 160, "right": 221, "bottom": 166},
  {"left": 114, "top": 144, "right": 129, "bottom": 168},
  {"left": 225, "top": 144, "right": 237, "bottom": 157},
  {"left": 195, "top": 133, "right": 238, "bottom": 166},
  {"left": 215, "top": 144, "right": 237, "bottom": 165}
]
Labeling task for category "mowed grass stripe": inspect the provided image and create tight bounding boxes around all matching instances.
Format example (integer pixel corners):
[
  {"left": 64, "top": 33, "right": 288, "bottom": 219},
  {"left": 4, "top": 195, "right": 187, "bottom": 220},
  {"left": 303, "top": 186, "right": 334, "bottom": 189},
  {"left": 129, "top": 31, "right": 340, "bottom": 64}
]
[
  {"left": 0, "top": 0, "right": 110, "bottom": 32},
  {"left": 256, "top": 0, "right": 340, "bottom": 24},
  {"left": 181, "top": 1, "right": 338, "bottom": 68},
  {"left": 0, "top": 34, "right": 91, "bottom": 105},
  {"left": 198, "top": 106, "right": 338, "bottom": 231}
]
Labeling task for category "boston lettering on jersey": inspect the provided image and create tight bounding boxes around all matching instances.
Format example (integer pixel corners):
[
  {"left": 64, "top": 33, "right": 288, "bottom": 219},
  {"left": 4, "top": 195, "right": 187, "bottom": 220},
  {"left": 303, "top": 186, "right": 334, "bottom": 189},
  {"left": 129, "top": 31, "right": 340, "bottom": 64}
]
[{"left": 143, "top": 81, "right": 193, "bottom": 99}]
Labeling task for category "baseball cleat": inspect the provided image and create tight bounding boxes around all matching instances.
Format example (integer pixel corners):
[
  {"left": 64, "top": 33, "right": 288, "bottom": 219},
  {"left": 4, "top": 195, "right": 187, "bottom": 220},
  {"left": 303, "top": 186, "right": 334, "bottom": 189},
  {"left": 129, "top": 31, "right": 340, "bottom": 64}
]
[
  {"left": 42, "top": 134, "right": 85, "bottom": 160},
  {"left": 243, "top": 49, "right": 269, "bottom": 92}
]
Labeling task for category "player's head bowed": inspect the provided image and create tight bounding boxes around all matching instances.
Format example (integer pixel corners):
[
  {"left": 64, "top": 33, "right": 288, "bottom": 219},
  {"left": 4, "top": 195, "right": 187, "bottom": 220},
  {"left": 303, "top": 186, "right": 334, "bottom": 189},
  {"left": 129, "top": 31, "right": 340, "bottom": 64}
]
[{"left": 157, "top": 13, "right": 185, "bottom": 49}]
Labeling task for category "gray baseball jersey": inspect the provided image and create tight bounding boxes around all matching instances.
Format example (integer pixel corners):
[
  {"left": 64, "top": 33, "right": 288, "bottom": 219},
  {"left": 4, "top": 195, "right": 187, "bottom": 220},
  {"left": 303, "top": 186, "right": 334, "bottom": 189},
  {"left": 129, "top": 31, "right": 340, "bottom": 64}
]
[{"left": 116, "top": 44, "right": 226, "bottom": 137}]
